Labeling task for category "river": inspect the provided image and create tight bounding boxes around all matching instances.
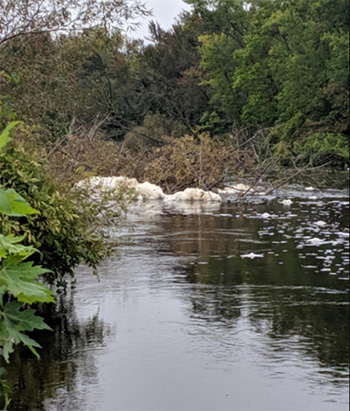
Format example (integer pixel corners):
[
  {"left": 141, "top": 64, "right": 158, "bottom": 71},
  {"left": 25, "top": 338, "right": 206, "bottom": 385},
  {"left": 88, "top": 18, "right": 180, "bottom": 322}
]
[{"left": 5, "top": 174, "right": 350, "bottom": 411}]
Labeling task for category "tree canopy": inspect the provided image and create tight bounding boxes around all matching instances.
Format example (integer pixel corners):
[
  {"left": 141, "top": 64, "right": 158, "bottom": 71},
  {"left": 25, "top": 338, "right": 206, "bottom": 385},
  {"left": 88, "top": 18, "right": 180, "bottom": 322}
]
[{"left": 0, "top": 0, "right": 348, "bottom": 164}]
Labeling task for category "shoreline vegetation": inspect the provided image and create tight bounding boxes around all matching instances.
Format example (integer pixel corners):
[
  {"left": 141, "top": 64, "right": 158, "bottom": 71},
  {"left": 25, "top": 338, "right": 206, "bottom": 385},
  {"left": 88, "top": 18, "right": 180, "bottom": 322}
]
[
  {"left": 0, "top": 1, "right": 348, "bottom": 170},
  {"left": 0, "top": 0, "right": 349, "bottom": 407}
]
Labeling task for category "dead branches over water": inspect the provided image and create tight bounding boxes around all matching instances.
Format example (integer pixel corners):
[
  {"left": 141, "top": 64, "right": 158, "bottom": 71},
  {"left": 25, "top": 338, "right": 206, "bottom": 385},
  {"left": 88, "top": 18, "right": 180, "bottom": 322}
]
[
  {"left": 25, "top": 123, "right": 255, "bottom": 192},
  {"left": 16, "top": 119, "right": 336, "bottom": 196}
]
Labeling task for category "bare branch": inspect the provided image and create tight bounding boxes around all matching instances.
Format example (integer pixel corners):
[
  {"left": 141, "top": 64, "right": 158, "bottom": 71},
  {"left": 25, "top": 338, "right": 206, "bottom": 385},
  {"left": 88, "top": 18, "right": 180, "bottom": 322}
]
[{"left": 0, "top": 0, "right": 151, "bottom": 47}]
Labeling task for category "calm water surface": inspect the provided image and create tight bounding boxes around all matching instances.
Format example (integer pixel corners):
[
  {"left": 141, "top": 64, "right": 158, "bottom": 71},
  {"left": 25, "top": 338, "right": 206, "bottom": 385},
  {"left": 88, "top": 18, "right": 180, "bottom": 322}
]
[{"left": 5, "top": 178, "right": 350, "bottom": 411}]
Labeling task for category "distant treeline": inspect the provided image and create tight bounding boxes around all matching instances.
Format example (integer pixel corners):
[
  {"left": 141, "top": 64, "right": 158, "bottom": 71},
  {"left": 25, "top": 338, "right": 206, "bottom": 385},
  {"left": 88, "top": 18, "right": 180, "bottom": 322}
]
[{"left": 0, "top": 0, "right": 349, "bottom": 165}]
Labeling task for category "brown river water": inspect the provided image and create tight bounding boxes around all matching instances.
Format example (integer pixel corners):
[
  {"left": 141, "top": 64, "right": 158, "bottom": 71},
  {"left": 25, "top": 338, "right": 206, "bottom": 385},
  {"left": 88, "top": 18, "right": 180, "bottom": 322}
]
[{"left": 4, "top": 174, "right": 350, "bottom": 411}]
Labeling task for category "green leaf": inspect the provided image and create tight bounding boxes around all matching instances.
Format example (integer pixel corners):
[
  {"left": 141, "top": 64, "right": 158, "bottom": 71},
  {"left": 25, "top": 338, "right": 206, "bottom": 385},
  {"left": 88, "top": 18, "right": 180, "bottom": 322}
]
[
  {"left": 4, "top": 302, "right": 52, "bottom": 332},
  {"left": 0, "top": 188, "right": 39, "bottom": 216},
  {"left": 0, "top": 301, "right": 51, "bottom": 362},
  {"left": 0, "top": 234, "right": 38, "bottom": 260},
  {"left": 0, "top": 190, "right": 11, "bottom": 214},
  {"left": 0, "top": 257, "right": 55, "bottom": 304},
  {"left": 0, "top": 122, "right": 21, "bottom": 150}
]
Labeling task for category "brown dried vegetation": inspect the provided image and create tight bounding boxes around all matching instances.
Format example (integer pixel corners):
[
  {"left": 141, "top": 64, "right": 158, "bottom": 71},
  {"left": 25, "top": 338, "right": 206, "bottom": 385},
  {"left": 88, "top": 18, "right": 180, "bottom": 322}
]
[
  {"left": 143, "top": 135, "right": 254, "bottom": 193},
  {"left": 22, "top": 128, "right": 256, "bottom": 194}
]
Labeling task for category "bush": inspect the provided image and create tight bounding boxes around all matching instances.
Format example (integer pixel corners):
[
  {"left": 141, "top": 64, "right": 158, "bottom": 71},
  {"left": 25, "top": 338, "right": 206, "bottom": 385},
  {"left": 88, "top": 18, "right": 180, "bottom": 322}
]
[
  {"left": 144, "top": 134, "right": 254, "bottom": 193},
  {"left": 275, "top": 130, "right": 350, "bottom": 167},
  {"left": 292, "top": 132, "right": 349, "bottom": 165},
  {"left": 0, "top": 142, "right": 107, "bottom": 285}
]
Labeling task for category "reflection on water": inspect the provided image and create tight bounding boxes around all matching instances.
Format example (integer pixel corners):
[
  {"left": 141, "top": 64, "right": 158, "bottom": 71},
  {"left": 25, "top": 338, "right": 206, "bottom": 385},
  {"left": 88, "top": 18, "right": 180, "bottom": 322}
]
[
  {"left": 3, "top": 293, "right": 110, "bottom": 410},
  {"left": 5, "top": 182, "right": 349, "bottom": 411}
]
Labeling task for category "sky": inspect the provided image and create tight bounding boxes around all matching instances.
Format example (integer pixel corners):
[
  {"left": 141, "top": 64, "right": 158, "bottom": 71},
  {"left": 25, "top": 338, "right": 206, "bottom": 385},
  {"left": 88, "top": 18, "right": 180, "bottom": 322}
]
[{"left": 131, "top": 0, "right": 192, "bottom": 40}]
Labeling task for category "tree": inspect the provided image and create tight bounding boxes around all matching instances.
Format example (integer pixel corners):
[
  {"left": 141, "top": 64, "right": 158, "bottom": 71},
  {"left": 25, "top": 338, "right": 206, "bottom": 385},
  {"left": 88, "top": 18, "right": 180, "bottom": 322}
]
[
  {"left": 232, "top": 0, "right": 349, "bottom": 161},
  {"left": 140, "top": 19, "right": 212, "bottom": 138},
  {"left": 0, "top": 1, "right": 151, "bottom": 141},
  {"left": 0, "top": 0, "right": 150, "bottom": 48},
  {"left": 186, "top": 0, "right": 249, "bottom": 132},
  {"left": 0, "top": 28, "right": 150, "bottom": 141}
]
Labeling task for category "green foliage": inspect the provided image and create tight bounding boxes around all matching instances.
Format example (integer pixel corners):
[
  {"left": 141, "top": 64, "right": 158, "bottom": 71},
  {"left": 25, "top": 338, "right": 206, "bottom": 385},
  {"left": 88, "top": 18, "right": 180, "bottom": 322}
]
[
  {"left": 0, "top": 235, "right": 37, "bottom": 261},
  {"left": 0, "top": 189, "right": 40, "bottom": 217},
  {"left": 0, "top": 0, "right": 349, "bottom": 171},
  {"left": 324, "top": 29, "right": 349, "bottom": 88},
  {"left": 0, "top": 122, "right": 20, "bottom": 149},
  {"left": 0, "top": 123, "right": 54, "bottom": 406},
  {"left": 0, "top": 366, "right": 10, "bottom": 409},
  {"left": 195, "top": 1, "right": 248, "bottom": 130},
  {"left": 140, "top": 20, "right": 213, "bottom": 138},
  {"left": 291, "top": 132, "right": 349, "bottom": 163},
  {"left": 0, "top": 141, "right": 107, "bottom": 283},
  {"left": 199, "top": 32, "right": 243, "bottom": 126},
  {"left": 0, "top": 256, "right": 54, "bottom": 304},
  {"left": 0, "top": 301, "right": 52, "bottom": 362}
]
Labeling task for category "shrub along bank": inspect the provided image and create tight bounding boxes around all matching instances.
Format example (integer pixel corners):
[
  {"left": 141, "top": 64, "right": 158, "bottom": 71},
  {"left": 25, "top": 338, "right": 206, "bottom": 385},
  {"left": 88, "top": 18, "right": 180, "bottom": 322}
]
[
  {"left": 0, "top": 123, "right": 111, "bottom": 406},
  {"left": 0, "top": 124, "right": 53, "bottom": 407},
  {"left": 0, "top": 131, "right": 108, "bottom": 285}
]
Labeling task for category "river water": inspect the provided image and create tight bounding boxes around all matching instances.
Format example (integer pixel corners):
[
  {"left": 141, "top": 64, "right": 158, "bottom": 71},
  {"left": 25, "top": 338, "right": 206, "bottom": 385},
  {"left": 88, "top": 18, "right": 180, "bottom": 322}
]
[{"left": 5, "top": 175, "right": 350, "bottom": 411}]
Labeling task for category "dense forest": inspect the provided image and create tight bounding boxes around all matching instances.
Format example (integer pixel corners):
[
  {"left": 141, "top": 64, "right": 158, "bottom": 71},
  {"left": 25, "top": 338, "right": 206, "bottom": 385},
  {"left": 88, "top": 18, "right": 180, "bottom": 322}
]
[{"left": 0, "top": 0, "right": 349, "bottom": 404}]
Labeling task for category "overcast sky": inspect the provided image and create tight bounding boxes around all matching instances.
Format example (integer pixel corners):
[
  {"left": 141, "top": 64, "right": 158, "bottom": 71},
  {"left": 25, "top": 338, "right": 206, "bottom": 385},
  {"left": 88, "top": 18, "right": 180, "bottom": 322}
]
[{"left": 131, "top": 0, "right": 191, "bottom": 40}]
